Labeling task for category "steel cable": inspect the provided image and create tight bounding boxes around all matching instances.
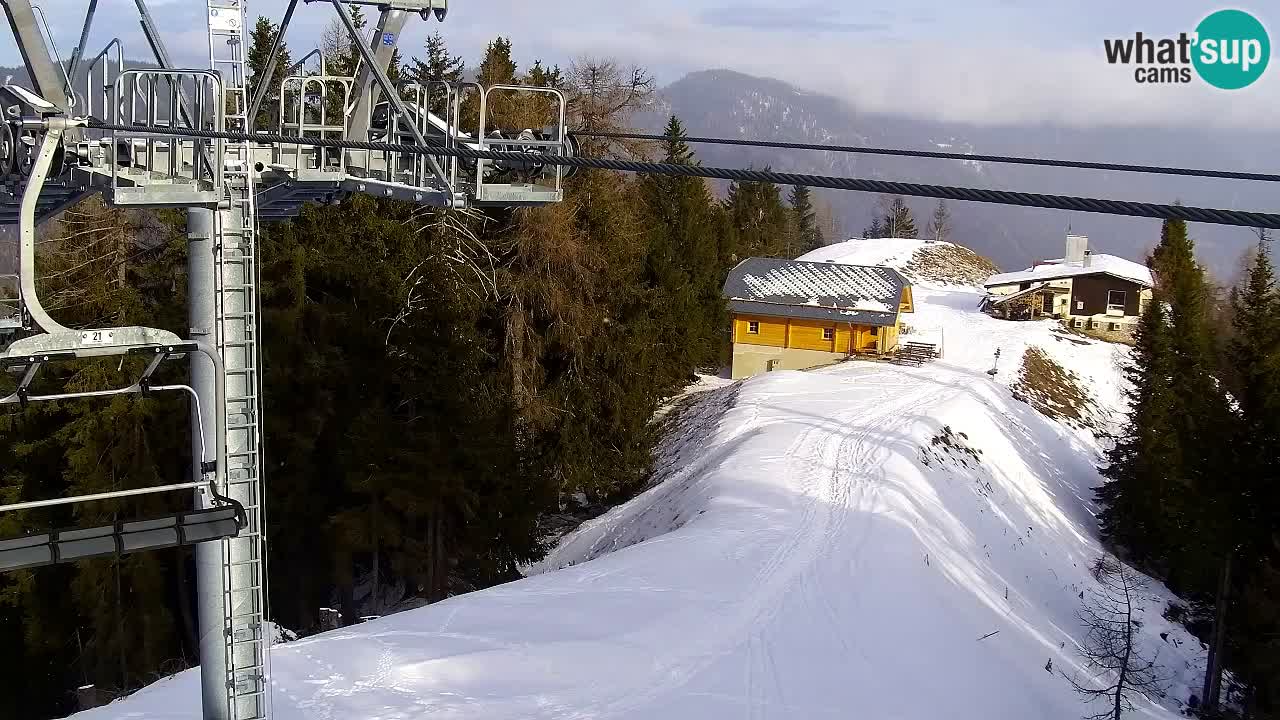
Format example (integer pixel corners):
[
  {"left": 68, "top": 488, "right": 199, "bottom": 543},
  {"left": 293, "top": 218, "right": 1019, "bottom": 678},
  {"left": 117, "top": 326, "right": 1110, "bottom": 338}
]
[{"left": 85, "top": 120, "right": 1280, "bottom": 229}]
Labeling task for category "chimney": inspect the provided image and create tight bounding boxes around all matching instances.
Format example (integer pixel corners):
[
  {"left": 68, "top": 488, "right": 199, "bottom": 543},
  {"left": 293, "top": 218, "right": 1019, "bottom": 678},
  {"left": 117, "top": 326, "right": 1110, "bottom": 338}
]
[
  {"left": 1083, "top": 249, "right": 1093, "bottom": 268},
  {"left": 1065, "top": 234, "right": 1088, "bottom": 264}
]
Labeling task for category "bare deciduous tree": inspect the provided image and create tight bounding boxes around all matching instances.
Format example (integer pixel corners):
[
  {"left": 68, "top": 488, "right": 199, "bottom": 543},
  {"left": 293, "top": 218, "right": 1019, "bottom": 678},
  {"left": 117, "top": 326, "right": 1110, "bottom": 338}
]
[
  {"left": 927, "top": 199, "right": 952, "bottom": 243},
  {"left": 562, "top": 57, "right": 654, "bottom": 157},
  {"left": 1061, "top": 557, "right": 1170, "bottom": 720}
]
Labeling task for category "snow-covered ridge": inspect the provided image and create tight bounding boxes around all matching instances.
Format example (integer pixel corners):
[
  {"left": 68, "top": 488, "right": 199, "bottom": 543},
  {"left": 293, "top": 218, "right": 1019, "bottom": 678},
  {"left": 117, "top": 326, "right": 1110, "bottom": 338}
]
[{"left": 81, "top": 240, "right": 1203, "bottom": 720}]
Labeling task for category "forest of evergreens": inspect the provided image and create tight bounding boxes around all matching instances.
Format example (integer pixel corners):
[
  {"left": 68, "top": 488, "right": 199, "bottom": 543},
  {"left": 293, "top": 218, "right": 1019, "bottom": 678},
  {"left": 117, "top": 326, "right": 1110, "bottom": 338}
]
[{"left": 1097, "top": 220, "right": 1280, "bottom": 718}]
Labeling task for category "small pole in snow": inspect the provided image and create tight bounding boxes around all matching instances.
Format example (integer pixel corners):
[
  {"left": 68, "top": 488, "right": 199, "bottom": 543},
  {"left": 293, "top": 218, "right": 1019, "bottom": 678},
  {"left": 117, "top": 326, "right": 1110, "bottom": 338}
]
[
  {"left": 987, "top": 347, "right": 1001, "bottom": 377},
  {"left": 977, "top": 630, "right": 1000, "bottom": 641}
]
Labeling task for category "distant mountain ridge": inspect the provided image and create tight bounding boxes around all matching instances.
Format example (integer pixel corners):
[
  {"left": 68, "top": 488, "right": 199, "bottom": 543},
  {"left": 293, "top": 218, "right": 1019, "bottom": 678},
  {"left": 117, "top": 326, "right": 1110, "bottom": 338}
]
[{"left": 642, "top": 69, "right": 1269, "bottom": 276}]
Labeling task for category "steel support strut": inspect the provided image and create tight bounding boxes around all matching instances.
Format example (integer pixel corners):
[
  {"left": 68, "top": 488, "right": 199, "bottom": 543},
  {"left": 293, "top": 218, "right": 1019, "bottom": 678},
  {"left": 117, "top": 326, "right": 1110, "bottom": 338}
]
[
  {"left": 329, "top": 0, "right": 452, "bottom": 190},
  {"left": 18, "top": 120, "right": 73, "bottom": 334},
  {"left": 246, "top": 0, "right": 301, "bottom": 131}
]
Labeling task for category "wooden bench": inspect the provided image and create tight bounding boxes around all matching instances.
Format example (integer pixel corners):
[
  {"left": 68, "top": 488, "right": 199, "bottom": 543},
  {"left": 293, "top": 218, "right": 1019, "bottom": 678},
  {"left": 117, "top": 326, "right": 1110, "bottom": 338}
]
[{"left": 892, "top": 341, "right": 939, "bottom": 366}]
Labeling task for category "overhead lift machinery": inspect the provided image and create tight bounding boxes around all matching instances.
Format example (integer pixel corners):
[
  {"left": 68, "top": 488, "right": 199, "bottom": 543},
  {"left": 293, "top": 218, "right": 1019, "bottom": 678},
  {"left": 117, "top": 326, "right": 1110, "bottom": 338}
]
[{"left": 0, "top": 1, "right": 571, "bottom": 718}]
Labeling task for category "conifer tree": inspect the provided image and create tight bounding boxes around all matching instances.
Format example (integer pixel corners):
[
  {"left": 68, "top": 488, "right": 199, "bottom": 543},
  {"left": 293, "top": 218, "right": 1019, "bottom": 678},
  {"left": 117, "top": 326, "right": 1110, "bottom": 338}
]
[
  {"left": 1151, "top": 218, "right": 1233, "bottom": 566},
  {"left": 787, "top": 185, "right": 822, "bottom": 258},
  {"left": 640, "top": 116, "right": 725, "bottom": 381},
  {"left": 410, "top": 31, "right": 466, "bottom": 85},
  {"left": 1227, "top": 231, "right": 1280, "bottom": 553},
  {"left": 245, "top": 16, "right": 293, "bottom": 130},
  {"left": 463, "top": 37, "right": 519, "bottom": 128},
  {"left": 863, "top": 216, "right": 885, "bottom": 239},
  {"left": 478, "top": 37, "right": 516, "bottom": 84},
  {"left": 880, "top": 196, "right": 918, "bottom": 239},
  {"left": 1097, "top": 297, "right": 1180, "bottom": 564},
  {"left": 247, "top": 16, "right": 293, "bottom": 131},
  {"left": 724, "top": 177, "right": 789, "bottom": 260},
  {"left": 409, "top": 31, "right": 466, "bottom": 114}
]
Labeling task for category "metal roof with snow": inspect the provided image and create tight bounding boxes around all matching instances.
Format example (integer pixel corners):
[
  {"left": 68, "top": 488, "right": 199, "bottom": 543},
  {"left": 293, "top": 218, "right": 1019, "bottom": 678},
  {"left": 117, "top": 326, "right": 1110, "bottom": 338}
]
[
  {"left": 722, "top": 257, "right": 909, "bottom": 326},
  {"left": 984, "top": 254, "right": 1153, "bottom": 288}
]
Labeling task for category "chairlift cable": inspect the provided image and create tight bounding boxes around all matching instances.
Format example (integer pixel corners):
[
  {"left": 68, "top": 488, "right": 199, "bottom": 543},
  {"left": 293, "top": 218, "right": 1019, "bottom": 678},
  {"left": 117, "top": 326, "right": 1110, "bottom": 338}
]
[
  {"left": 569, "top": 130, "right": 1280, "bottom": 183},
  {"left": 82, "top": 119, "right": 1280, "bottom": 230}
]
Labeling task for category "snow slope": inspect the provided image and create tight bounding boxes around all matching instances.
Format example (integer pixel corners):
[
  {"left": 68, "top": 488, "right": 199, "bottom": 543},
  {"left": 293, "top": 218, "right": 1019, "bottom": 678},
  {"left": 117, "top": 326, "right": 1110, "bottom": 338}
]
[{"left": 80, "top": 239, "right": 1204, "bottom": 720}]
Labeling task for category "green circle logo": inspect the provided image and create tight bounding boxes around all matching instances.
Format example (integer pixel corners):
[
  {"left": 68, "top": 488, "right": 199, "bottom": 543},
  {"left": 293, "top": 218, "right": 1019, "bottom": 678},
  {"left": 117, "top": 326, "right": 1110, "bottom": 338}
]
[{"left": 1193, "top": 9, "right": 1270, "bottom": 89}]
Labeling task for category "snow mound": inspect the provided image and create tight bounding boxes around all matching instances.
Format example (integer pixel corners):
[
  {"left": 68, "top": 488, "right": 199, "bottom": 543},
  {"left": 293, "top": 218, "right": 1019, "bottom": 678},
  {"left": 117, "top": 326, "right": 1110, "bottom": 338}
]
[
  {"left": 802, "top": 238, "right": 1001, "bottom": 289},
  {"left": 77, "top": 257, "right": 1202, "bottom": 720}
]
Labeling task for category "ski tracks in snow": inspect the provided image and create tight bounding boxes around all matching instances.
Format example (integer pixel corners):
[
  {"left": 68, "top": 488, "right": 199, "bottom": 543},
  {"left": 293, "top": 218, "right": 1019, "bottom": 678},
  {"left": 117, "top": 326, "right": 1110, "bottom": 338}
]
[
  {"left": 590, "top": 367, "right": 961, "bottom": 719},
  {"left": 742, "top": 367, "right": 967, "bottom": 719}
]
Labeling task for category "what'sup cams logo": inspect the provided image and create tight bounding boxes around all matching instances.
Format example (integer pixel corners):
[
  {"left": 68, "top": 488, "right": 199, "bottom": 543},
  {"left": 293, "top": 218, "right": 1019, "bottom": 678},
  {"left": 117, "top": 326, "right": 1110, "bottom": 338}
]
[{"left": 1104, "top": 9, "right": 1270, "bottom": 89}]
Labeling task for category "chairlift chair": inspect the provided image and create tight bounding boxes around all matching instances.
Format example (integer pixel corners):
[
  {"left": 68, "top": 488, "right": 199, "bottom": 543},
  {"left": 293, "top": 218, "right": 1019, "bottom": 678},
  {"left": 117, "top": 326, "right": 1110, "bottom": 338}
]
[{"left": 0, "top": 111, "right": 243, "bottom": 571}]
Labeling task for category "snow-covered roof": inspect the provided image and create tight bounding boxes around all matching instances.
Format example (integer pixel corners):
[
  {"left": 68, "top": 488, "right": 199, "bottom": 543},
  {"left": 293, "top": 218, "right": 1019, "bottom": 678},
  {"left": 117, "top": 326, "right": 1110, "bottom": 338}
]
[
  {"left": 984, "top": 254, "right": 1153, "bottom": 289},
  {"left": 722, "top": 257, "right": 908, "bottom": 326}
]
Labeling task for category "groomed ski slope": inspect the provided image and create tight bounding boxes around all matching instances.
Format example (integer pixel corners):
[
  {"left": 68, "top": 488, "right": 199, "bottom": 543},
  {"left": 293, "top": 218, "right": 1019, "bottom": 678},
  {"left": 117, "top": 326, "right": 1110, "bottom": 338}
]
[{"left": 82, "top": 239, "right": 1205, "bottom": 720}]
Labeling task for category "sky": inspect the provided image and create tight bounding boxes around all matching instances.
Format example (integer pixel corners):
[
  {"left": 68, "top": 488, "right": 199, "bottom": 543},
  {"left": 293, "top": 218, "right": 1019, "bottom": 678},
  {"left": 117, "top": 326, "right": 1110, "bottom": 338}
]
[{"left": 3, "top": 0, "right": 1278, "bottom": 130}]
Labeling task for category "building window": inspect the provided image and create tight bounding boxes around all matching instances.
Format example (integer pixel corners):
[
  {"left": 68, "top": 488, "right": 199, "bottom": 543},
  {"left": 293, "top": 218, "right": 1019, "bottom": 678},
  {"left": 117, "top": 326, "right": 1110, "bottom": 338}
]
[
  {"left": 822, "top": 327, "right": 834, "bottom": 341},
  {"left": 1076, "top": 300, "right": 1084, "bottom": 311},
  {"left": 1109, "top": 323, "right": 1120, "bottom": 331},
  {"left": 1107, "top": 290, "right": 1127, "bottom": 314},
  {"left": 1073, "top": 318, "right": 1084, "bottom": 328},
  {"left": 747, "top": 321, "right": 760, "bottom": 334},
  {"left": 870, "top": 326, "right": 879, "bottom": 336}
]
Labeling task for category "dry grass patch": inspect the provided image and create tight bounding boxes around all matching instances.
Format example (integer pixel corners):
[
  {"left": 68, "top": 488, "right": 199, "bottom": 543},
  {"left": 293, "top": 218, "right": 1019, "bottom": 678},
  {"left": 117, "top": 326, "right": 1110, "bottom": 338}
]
[
  {"left": 1011, "top": 347, "right": 1102, "bottom": 429},
  {"left": 904, "top": 242, "right": 1001, "bottom": 286}
]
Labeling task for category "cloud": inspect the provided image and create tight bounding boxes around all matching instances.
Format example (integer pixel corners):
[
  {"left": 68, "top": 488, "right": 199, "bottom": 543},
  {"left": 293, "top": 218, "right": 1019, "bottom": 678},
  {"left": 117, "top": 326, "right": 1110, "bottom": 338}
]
[
  {"left": 5, "top": 0, "right": 1280, "bottom": 132},
  {"left": 698, "top": 4, "right": 890, "bottom": 33},
  {"left": 535, "top": 4, "right": 1280, "bottom": 131}
]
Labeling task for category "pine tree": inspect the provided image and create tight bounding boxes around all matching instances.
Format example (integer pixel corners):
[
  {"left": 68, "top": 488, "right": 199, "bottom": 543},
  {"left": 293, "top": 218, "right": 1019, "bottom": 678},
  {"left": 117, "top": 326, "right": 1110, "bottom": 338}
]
[
  {"left": 639, "top": 116, "right": 725, "bottom": 382},
  {"left": 1098, "top": 218, "right": 1232, "bottom": 578},
  {"left": 1102, "top": 217, "right": 1236, "bottom": 711},
  {"left": 881, "top": 196, "right": 918, "bottom": 239},
  {"left": 477, "top": 36, "right": 517, "bottom": 85},
  {"left": 246, "top": 16, "right": 293, "bottom": 131},
  {"left": 927, "top": 199, "right": 952, "bottom": 243},
  {"left": 1097, "top": 297, "right": 1180, "bottom": 564},
  {"left": 787, "top": 185, "right": 822, "bottom": 258},
  {"left": 724, "top": 177, "right": 789, "bottom": 260},
  {"left": 1227, "top": 230, "right": 1280, "bottom": 555},
  {"left": 1151, "top": 219, "right": 1233, "bottom": 564},
  {"left": 463, "top": 37, "right": 519, "bottom": 128},
  {"left": 863, "top": 216, "right": 884, "bottom": 239},
  {"left": 408, "top": 31, "right": 465, "bottom": 114}
]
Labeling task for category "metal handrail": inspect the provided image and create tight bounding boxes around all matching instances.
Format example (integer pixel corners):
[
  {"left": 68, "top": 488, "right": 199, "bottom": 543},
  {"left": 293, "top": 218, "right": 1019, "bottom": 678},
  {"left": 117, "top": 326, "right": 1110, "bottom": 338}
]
[
  {"left": 29, "top": 4, "right": 76, "bottom": 109},
  {"left": 278, "top": 73, "right": 352, "bottom": 174},
  {"left": 83, "top": 38, "right": 125, "bottom": 124},
  {"left": 111, "top": 69, "right": 224, "bottom": 191},
  {"left": 476, "top": 84, "right": 568, "bottom": 199}
]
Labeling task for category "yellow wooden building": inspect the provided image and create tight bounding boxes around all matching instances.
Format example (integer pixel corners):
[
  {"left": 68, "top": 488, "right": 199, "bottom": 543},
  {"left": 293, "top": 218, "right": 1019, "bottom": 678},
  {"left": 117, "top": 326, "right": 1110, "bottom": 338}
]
[{"left": 722, "top": 258, "right": 914, "bottom": 379}]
